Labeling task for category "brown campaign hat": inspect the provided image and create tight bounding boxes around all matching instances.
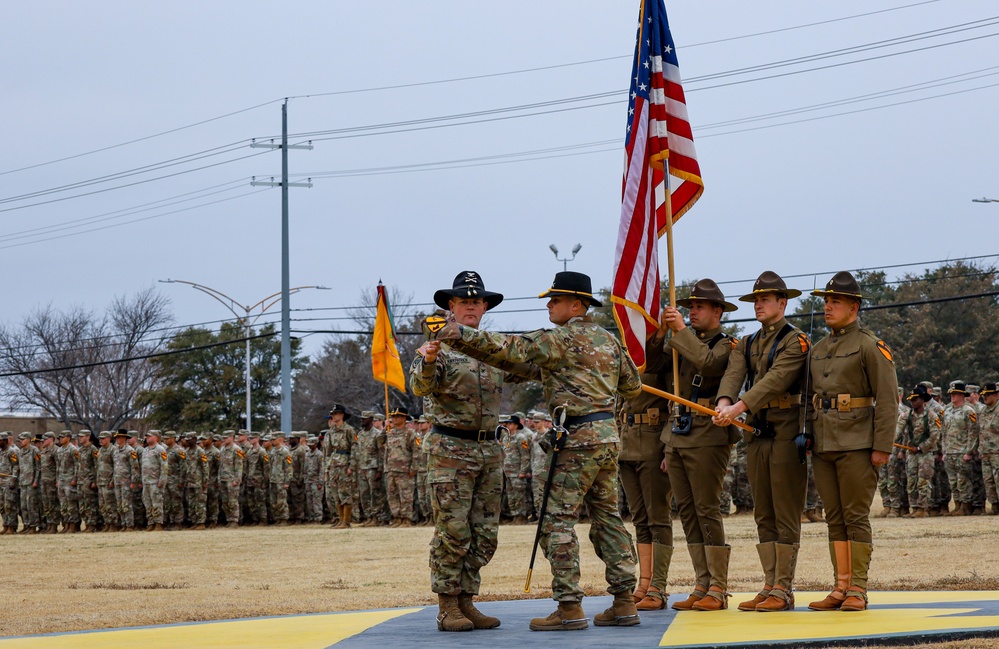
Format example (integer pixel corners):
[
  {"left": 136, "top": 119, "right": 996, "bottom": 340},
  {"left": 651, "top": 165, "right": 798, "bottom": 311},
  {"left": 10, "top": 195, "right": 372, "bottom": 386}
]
[
  {"left": 739, "top": 271, "right": 802, "bottom": 302},
  {"left": 538, "top": 271, "right": 602, "bottom": 307},
  {"left": 434, "top": 270, "right": 504, "bottom": 311},
  {"left": 675, "top": 278, "right": 737, "bottom": 313},
  {"left": 811, "top": 271, "right": 865, "bottom": 301}
]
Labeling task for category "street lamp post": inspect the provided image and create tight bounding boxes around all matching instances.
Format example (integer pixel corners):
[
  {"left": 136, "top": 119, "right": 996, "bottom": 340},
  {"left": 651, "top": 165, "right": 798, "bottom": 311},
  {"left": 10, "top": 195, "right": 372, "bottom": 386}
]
[
  {"left": 158, "top": 280, "right": 329, "bottom": 432},
  {"left": 549, "top": 243, "right": 582, "bottom": 271}
]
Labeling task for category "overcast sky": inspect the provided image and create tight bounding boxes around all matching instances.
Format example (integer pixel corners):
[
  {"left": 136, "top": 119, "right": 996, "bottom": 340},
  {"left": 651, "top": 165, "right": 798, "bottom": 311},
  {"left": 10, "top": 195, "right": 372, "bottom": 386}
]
[{"left": 3, "top": 0, "right": 997, "bottom": 361}]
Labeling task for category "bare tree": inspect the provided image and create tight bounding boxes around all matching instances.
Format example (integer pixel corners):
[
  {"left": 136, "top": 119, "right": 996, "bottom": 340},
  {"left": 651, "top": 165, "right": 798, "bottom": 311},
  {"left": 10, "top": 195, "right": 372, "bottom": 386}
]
[{"left": 0, "top": 288, "right": 172, "bottom": 432}]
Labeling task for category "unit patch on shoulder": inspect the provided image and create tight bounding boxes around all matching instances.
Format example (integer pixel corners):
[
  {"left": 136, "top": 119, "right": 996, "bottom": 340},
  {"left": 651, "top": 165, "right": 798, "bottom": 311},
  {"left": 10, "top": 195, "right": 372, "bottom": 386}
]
[
  {"left": 728, "top": 338, "right": 738, "bottom": 349},
  {"left": 876, "top": 340, "right": 893, "bottom": 362},
  {"left": 797, "top": 334, "right": 810, "bottom": 353},
  {"left": 970, "top": 412, "right": 978, "bottom": 424}
]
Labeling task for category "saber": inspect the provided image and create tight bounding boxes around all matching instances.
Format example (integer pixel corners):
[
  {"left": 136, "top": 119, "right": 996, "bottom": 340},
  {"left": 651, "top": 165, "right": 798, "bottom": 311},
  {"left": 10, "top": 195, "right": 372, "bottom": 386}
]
[
  {"left": 640, "top": 384, "right": 756, "bottom": 434},
  {"left": 524, "top": 406, "right": 568, "bottom": 593}
]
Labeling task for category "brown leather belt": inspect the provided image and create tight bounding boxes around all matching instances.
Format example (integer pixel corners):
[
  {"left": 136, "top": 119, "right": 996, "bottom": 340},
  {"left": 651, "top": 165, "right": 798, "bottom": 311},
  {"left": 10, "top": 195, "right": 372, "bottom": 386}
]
[
  {"left": 765, "top": 394, "right": 802, "bottom": 410},
  {"left": 626, "top": 408, "right": 661, "bottom": 426},
  {"left": 812, "top": 394, "right": 875, "bottom": 412}
]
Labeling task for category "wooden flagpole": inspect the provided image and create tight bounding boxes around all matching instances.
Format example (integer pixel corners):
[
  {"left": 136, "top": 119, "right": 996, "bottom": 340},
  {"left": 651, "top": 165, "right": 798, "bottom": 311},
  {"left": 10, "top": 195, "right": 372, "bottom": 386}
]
[{"left": 663, "top": 173, "right": 680, "bottom": 406}]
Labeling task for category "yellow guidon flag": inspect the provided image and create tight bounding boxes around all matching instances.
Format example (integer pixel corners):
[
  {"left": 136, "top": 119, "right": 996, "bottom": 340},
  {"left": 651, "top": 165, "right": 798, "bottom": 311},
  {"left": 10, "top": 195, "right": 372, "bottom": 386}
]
[{"left": 372, "top": 282, "right": 406, "bottom": 392}]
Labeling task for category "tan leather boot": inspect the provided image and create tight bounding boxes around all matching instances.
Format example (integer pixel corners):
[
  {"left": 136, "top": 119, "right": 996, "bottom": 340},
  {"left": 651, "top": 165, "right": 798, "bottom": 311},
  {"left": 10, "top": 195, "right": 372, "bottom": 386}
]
[
  {"left": 437, "top": 594, "right": 474, "bottom": 632},
  {"left": 529, "top": 602, "right": 588, "bottom": 631},
  {"left": 740, "top": 542, "right": 775, "bottom": 611},
  {"left": 756, "top": 543, "right": 798, "bottom": 611},
  {"left": 673, "top": 543, "right": 709, "bottom": 611},
  {"left": 692, "top": 545, "right": 731, "bottom": 611},
  {"left": 809, "top": 541, "right": 850, "bottom": 610},
  {"left": 594, "top": 592, "right": 641, "bottom": 626},
  {"left": 340, "top": 505, "right": 352, "bottom": 528},
  {"left": 638, "top": 543, "right": 672, "bottom": 610},
  {"left": 633, "top": 543, "right": 653, "bottom": 603},
  {"left": 457, "top": 593, "right": 500, "bottom": 629},
  {"left": 841, "top": 541, "right": 873, "bottom": 611}
]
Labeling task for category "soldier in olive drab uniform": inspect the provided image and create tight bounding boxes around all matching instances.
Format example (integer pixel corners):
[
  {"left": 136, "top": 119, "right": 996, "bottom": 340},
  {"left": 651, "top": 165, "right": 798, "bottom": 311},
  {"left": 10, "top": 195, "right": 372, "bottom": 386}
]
[
  {"left": 183, "top": 433, "right": 209, "bottom": 530},
  {"left": 162, "top": 432, "right": 186, "bottom": 529},
  {"left": 977, "top": 382, "right": 999, "bottom": 515},
  {"left": 804, "top": 272, "right": 898, "bottom": 613},
  {"left": 141, "top": 431, "right": 169, "bottom": 531},
  {"left": 288, "top": 431, "right": 308, "bottom": 523},
  {"left": 428, "top": 271, "right": 642, "bottom": 631},
  {"left": 269, "top": 432, "right": 292, "bottom": 525},
  {"left": 76, "top": 431, "right": 99, "bottom": 532},
  {"left": 323, "top": 405, "right": 355, "bottom": 528},
  {"left": 650, "top": 279, "right": 738, "bottom": 613},
  {"left": 112, "top": 431, "right": 135, "bottom": 530},
  {"left": 941, "top": 381, "right": 979, "bottom": 516},
  {"left": 619, "top": 347, "right": 673, "bottom": 611},
  {"left": 219, "top": 430, "right": 244, "bottom": 527},
  {"left": 898, "top": 385, "right": 942, "bottom": 518},
  {"left": 16, "top": 433, "right": 41, "bottom": 533},
  {"left": 715, "top": 271, "right": 809, "bottom": 612},
  {"left": 0, "top": 432, "right": 20, "bottom": 534},
  {"left": 412, "top": 271, "right": 531, "bottom": 632},
  {"left": 55, "top": 431, "right": 81, "bottom": 533},
  {"left": 95, "top": 432, "right": 117, "bottom": 531}
]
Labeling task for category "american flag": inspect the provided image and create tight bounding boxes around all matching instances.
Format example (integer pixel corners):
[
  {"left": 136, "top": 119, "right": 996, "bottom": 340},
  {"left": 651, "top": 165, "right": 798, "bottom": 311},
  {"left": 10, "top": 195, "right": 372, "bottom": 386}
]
[{"left": 611, "top": 0, "right": 703, "bottom": 370}]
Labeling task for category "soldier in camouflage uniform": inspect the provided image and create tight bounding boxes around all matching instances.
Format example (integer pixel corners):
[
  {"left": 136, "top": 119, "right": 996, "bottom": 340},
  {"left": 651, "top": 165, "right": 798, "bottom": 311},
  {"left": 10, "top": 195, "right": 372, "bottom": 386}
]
[
  {"left": 96, "top": 432, "right": 117, "bottom": 531},
  {"left": 112, "top": 431, "right": 136, "bottom": 530},
  {"left": 324, "top": 405, "right": 356, "bottom": 529},
  {"left": 411, "top": 415, "right": 432, "bottom": 525},
  {"left": 731, "top": 440, "right": 754, "bottom": 514},
  {"left": 55, "top": 431, "right": 81, "bottom": 533},
  {"left": 529, "top": 414, "right": 551, "bottom": 513},
  {"left": 897, "top": 385, "right": 942, "bottom": 517},
  {"left": 977, "top": 382, "right": 999, "bottom": 514},
  {"left": 16, "top": 433, "right": 41, "bottom": 533},
  {"left": 305, "top": 435, "right": 324, "bottom": 523},
  {"left": 288, "top": 431, "right": 308, "bottom": 524},
  {"left": 219, "top": 430, "right": 244, "bottom": 527},
  {"left": 141, "top": 431, "right": 169, "bottom": 531},
  {"left": 880, "top": 391, "right": 910, "bottom": 517},
  {"left": 720, "top": 447, "right": 735, "bottom": 517},
  {"left": 243, "top": 433, "right": 266, "bottom": 525},
  {"left": 162, "top": 432, "right": 186, "bottom": 529},
  {"left": 39, "top": 433, "right": 60, "bottom": 533},
  {"left": 803, "top": 456, "right": 824, "bottom": 522},
  {"left": 355, "top": 415, "right": 388, "bottom": 526},
  {"left": 183, "top": 433, "right": 209, "bottom": 530},
  {"left": 76, "top": 431, "right": 99, "bottom": 532},
  {"left": 428, "top": 271, "right": 643, "bottom": 631},
  {"left": 966, "top": 385, "right": 987, "bottom": 514},
  {"left": 941, "top": 381, "right": 979, "bottom": 516},
  {"left": 0, "top": 432, "right": 19, "bottom": 534},
  {"left": 268, "top": 432, "right": 292, "bottom": 525},
  {"left": 383, "top": 407, "right": 416, "bottom": 527},
  {"left": 500, "top": 414, "right": 531, "bottom": 524},
  {"left": 128, "top": 432, "right": 146, "bottom": 529},
  {"left": 202, "top": 435, "right": 221, "bottom": 527}
]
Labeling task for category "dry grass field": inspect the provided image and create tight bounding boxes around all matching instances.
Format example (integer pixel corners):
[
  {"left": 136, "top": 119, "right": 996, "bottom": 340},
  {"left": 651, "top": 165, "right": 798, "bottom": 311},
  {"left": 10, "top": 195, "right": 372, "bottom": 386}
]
[{"left": 2, "top": 506, "right": 998, "bottom": 646}]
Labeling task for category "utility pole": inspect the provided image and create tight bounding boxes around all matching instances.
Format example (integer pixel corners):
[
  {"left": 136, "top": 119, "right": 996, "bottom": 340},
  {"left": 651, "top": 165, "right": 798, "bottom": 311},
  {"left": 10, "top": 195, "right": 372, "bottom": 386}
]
[{"left": 250, "top": 99, "right": 313, "bottom": 433}]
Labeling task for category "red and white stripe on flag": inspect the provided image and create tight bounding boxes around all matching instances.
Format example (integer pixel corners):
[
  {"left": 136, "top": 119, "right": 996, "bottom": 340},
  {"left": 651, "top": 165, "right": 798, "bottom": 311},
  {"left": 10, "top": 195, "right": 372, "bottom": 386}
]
[{"left": 611, "top": 0, "right": 703, "bottom": 370}]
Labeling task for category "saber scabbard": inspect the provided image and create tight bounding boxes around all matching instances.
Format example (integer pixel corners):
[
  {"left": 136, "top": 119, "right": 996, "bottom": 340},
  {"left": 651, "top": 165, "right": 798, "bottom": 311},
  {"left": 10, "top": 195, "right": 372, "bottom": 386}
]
[
  {"left": 640, "top": 384, "right": 756, "bottom": 435},
  {"left": 524, "top": 427, "right": 564, "bottom": 593}
]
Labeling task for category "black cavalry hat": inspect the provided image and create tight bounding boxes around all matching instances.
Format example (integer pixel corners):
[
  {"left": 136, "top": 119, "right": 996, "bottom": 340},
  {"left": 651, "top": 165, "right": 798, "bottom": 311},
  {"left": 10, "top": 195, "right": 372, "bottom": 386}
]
[
  {"left": 434, "top": 271, "right": 504, "bottom": 311},
  {"left": 538, "top": 271, "right": 603, "bottom": 307},
  {"left": 811, "top": 271, "right": 865, "bottom": 301},
  {"left": 907, "top": 384, "right": 932, "bottom": 402},
  {"left": 388, "top": 406, "right": 409, "bottom": 417},
  {"left": 981, "top": 382, "right": 999, "bottom": 396},
  {"left": 739, "top": 270, "right": 802, "bottom": 302},
  {"left": 328, "top": 403, "right": 350, "bottom": 420},
  {"left": 676, "top": 278, "right": 738, "bottom": 313}
]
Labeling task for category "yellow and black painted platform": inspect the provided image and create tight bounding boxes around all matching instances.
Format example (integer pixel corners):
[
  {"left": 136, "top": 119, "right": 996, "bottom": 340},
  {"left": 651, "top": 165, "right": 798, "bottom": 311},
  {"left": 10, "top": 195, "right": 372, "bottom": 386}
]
[{"left": 3, "top": 591, "right": 999, "bottom": 649}]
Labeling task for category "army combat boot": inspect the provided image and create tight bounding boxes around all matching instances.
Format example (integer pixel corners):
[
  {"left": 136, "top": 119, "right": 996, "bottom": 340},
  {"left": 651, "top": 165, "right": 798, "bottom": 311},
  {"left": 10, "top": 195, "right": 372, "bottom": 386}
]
[
  {"left": 457, "top": 593, "right": 500, "bottom": 629},
  {"left": 594, "top": 592, "right": 641, "bottom": 626},
  {"left": 739, "top": 542, "right": 776, "bottom": 611},
  {"left": 437, "top": 594, "right": 473, "bottom": 632},
  {"left": 529, "top": 601, "right": 588, "bottom": 631}
]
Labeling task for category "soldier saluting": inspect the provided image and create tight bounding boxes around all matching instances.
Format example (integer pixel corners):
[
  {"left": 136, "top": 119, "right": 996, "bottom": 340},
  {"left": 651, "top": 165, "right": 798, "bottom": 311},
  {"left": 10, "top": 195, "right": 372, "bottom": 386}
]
[{"left": 804, "top": 271, "right": 898, "bottom": 612}]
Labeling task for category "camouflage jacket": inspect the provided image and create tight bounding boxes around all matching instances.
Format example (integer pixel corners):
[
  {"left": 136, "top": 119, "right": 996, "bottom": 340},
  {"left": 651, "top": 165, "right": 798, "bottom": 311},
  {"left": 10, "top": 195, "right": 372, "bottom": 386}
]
[
  {"left": 502, "top": 428, "right": 532, "bottom": 476},
  {"left": 219, "top": 444, "right": 245, "bottom": 485},
  {"left": 323, "top": 423, "right": 354, "bottom": 469},
  {"left": 352, "top": 426, "right": 385, "bottom": 471},
  {"left": 206, "top": 445, "right": 221, "bottom": 487},
  {"left": 55, "top": 443, "right": 79, "bottom": 487},
  {"left": 186, "top": 445, "right": 210, "bottom": 488},
  {"left": 1, "top": 445, "right": 18, "bottom": 488},
  {"left": 245, "top": 445, "right": 266, "bottom": 487},
  {"left": 410, "top": 428, "right": 429, "bottom": 473},
  {"left": 896, "top": 407, "right": 942, "bottom": 453},
  {"left": 268, "top": 445, "right": 293, "bottom": 484},
  {"left": 96, "top": 445, "right": 115, "bottom": 483},
  {"left": 40, "top": 445, "right": 58, "bottom": 483},
  {"left": 383, "top": 428, "right": 414, "bottom": 474},
  {"left": 290, "top": 443, "right": 307, "bottom": 483},
  {"left": 978, "top": 401, "right": 999, "bottom": 455},
  {"left": 17, "top": 445, "right": 40, "bottom": 487},
  {"left": 112, "top": 444, "right": 135, "bottom": 483},
  {"left": 141, "top": 443, "right": 169, "bottom": 485},
  {"left": 166, "top": 445, "right": 186, "bottom": 485},
  {"left": 77, "top": 442, "right": 98, "bottom": 486},
  {"left": 942, "top": 402, "right": 979, "bottom": 455},
  {"left": 305, "top": 448, "right": 324, "bottom": 484},
  {"left": 452, "top": 315, "right": 642, "bottom": 448}
]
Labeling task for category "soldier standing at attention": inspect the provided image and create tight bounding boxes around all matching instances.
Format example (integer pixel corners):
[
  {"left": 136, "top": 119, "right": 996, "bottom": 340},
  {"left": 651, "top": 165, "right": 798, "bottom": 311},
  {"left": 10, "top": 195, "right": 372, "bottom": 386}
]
[
  {"left": 39, "top": 432, "right": 60, "bottom": 533},
  {"left": 184, "top": 433, "right": 209, "bottom": 530},
  {"left": 499, "top": 414, "right": 531, "bottom": 525},
  {"left": 141, "top": 431, "right": 169, "bottom": 531},
  {"left": 651, "top": 279, "right": 738, "bottom": 612},
  {"left": 96, "top": 432, "right": 117, "bottom": 531},
  {"left": 324, "top": 405, "right": 356, "bottom": 529},
  {"left": 804, "top": 272, "right": 898, "bottom": 612},
  {"left": 305, "top": 435, "right": 324, "bottom": 523},
  {"left": 425, "top": 271, "right": 642, "bottom": 631},
  {"left": 714, "top": 271, "right": 809, "bottom": 612},
  {"left": 941, "top": 381, "right": 978, "bottom": 516},
  {"left": 411, "top": 415, "right": 432, "bottom": 525},
  {"left": 219, "top": 430, "right": 244, "bottom": 527},
  {"left": 202, "top": 434, "right": 221, "bottom": 527},
  {"left": 288, "top": 432, "right": 308, "bottom": 524},
  {"left": 355, "top": 413, "right": 388, "bottom": 527},
  {"left": 76, "top": 431, "right": 99, "bottom": 532},
  {"left": 55, "top": 431, "right": 81, "bottom": 533},
  {"left": 269, "top": 432, "right": 292, "bottom": 526},
  {"left": 16, "top": 433, "right": 41, "bottom": 533},
  {"left": 898, "top": 385, "right": 941, "bottom": 518},
  {"left": 977, "top": 382, "right": 999, "bottom": 515},
  {"left": 0, "top": 432, "right": 19, "bottom": 534},
  {"left": 244, "top": 432, "right": 265, "bottom": 526},
  {"left": 162, "top": 432, "right": 186, "bottom": 530},
  {"left": 411, "top": 271, "right": 526, "bottom": 632},
  {"left": 112, "top": 431, "right": 135, "bottom": 531},
  {"left": 384, "top": 406, "right": 416, "bottom": 528},
  {"left": 128, "top": 432, "right": 146, "bottom": 529}
]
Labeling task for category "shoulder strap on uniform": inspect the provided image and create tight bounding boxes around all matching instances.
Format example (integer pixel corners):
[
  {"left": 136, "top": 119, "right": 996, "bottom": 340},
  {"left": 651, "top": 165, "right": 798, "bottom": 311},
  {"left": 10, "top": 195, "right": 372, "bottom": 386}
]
[{"left": 743, "top": 331, "right": 760, "bottom": 389}]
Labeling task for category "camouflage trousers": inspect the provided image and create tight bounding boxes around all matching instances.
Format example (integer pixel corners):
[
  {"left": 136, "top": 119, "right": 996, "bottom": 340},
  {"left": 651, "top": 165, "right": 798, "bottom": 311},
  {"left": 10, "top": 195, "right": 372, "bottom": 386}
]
[
  {"left": 428, "top": 451, "right": 502, "bottom": 596},
  {"left": 19, "top": 485, "right": 39, "bottom": 528},
  {"left": 2, "top": 485, "right": 19, "bottom": 528},
  {"left": 350, "top": 467, "right": 363, "bottom": 519},
  {"left": 269, "top": 483, "right": 289, "bottom": 522},
  {"left": 142, "top": 483, "right": 164, "bottom": 525},
  {"left": 805, "top": 455, "right": 824, "bottom": 511},
  {"left": 415, "top": 471, "right": 431, "bottom": 520},
  {"left": 358, "top": 469, "right": 388, "bottom": 522},
  {"left": 131, "top": 486, "right": 147, "bottom": 529},
  {"left": 78, "top": 485, "right": 99, "bottom": 528},
  {"left": 221, "top": 482, "right": 240, "bottom": 524},
  {"left": 58, "top": 484, "right": 80, "bottom": 524},
  {"left": 970, "top": 456, "right": 986, "bottom": 508},
  {"left": 504, "top": 475, "right": 530, "bottom": 518},
  {"left": 720, "top": 446, "right": 735, "bottom": 516},
  {"left": 288, "top": 481, "right": 306, "bottom": 522},
  {"left": 206, "top": 485, "right": 219, "bottom": 526},
  {"left": 247, "top": 484, "right": 267, "bottom": 524},
  {"left": 944, "top": 455, "right": 972, "bottom": 504},
  {"left": 931, "top": 456, "right": 951, "bottom": 508},
  {"left": 880, "top": 452, "right": 908, "bottom": 510},
  {"left": 982, "top": 454, "right": 999, "bottom": 507},
  {"left": 306, "top": 482, "right": 324, "bottom": 522},
  {"left": 186, "top": 485, "right": 207, "bottom": 525},
  {"left": 113, "top": 482, "right": 132, "bottom": 527},
  {"left": 41, "top": 481, "right": 60, "bottom": 525},
  {"left": 386, "top": 472, "right": 414, "bottom": 520},
  {"left": 326, "top": 466, "right": 354, "bottom": 510},
  {"left": 537, "top": 443, "right": 636, "bottom": 601},
  {"left": 905, "top": 452, "right": 935, "bottom": 510},
  {"left": 164, "top": 482, "right": 184, "bottom": 525},
  {"left": 100, "top": 484, "right": 118, "bottom": 527}
]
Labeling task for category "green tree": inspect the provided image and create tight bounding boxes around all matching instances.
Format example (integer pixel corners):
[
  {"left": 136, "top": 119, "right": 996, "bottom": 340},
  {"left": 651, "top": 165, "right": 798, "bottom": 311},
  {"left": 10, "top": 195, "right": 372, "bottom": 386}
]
[{"left": 138, "top": 322, "right": 304, "bottom": 431}]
